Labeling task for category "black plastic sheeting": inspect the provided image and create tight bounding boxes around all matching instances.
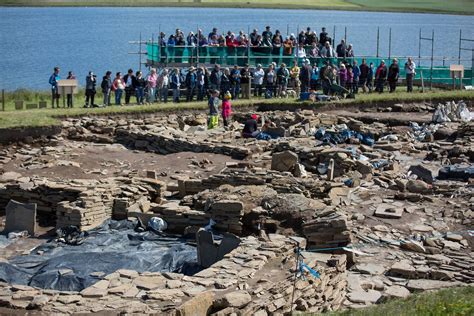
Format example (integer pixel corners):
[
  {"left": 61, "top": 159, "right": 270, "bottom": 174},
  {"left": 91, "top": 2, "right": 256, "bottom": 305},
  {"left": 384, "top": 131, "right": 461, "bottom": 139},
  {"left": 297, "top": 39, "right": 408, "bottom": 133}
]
[{"left": 0, "top": 220, "right": 201, "bottom": 292}]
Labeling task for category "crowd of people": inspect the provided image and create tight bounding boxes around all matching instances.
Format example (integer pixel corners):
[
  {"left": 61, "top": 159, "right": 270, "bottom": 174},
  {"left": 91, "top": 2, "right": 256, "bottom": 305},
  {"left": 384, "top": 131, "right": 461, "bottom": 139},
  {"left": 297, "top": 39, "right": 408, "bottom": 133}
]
[
  {"left": 155, "top": 26, "right": 354, "bottom": 60},
  {"left": 48, "top": 26, "right": 418, "bottom": 109},
  {"left": 49, "top": 56, "right": 416, "bottom": 108}
]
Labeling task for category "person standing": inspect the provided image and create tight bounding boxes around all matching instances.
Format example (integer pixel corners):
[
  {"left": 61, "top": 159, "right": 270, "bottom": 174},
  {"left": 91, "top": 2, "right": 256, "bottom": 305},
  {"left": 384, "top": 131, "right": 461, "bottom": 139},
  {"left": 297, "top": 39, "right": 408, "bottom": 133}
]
[
  {"left": 404, "top": 57, "right": 416, "bottom": 92},
  {"left": 240, "top": 64, "right": 251, "bottom": 99},
  {"left": 208, "top": 89, "right": 220, "bottom": 129},
  {"left": 230, "top": 65, "right": 241, "bottom": 99},
  {"left": 375, "top": 60, "right": 387, "bottom": 93},
  {"left": 157, "top": 69, "right": 169, "bottom": 103},
  {"left": 135, "top": 71, "right": 146, "bottom": 104},
  {"left": 210, "top": 64, "right": 222, "bottom": 92},
  {"left": 336, "top": 39, "right": 347, "bottom": 58},
  {"left": 387, "top": 58, "right": 400, "bottom": 93},
  {"left": 196, "top": 67, "right": 206, "bottom": 101},
  {"left": 101, "top": 71, "right": 112, "bottom": 106},
  {"left": 170, "top": 68, "right": 181, "bottom": 103},
  {"left": 359, "top": 59, "right": 369, "bottom": 92},
  {"left": 185, "top": 66, "right": 197, "bottom": 102},
  {"left": 319, "top": 27, "right": 328, "bottom": 45},
  {"left": 222, "top": 91, "right": 232, "bottom": 127},
  {"left": 253, "top": 64, "right": 265, "bottom": 97},
  {"left": 276, "top": 63, "right": 289, "bottom": 97},
  {"left": 220, "top": 68, "right": 232, "bottom": 98},
  {"left": 123, "top": 69, "right": 136, "bottom": 105},
  {"left": 310, "top": 64, "right": 320, "bottom": 91},
  {"left": 66, "top": 71, "right": 76, "bottom": 108},
  {"left": 146, "top": 68, "right": 157, "bottom": 103},
  {"left": 112, "top": 72, "right": 125, "bottom": 105},
  {"left": 84, "top": 71, "right": 97, "bottom": 108},
  {"left": 320, "top": 41, "right": 336, "bottom": 58},
  {"left": 338, "top": 64, "right": 347, "bottom": 88},
  {"left": 352, "top": 60, "right": 360, "bottom": 94},
  {"left": 290, "top": 60, "right": 301, "bottom": 97},
  {"left": 49, "top": 66, "right": 60, "bottom": 108},
  {"left": 300, "top": 60, "right": 312, "bottom": 93},
  {"left": 367, "top": 62, "right": 375, "bottom": 92},
  {"left": 265, "top": 64, "right": 276, "bottom": 98}
]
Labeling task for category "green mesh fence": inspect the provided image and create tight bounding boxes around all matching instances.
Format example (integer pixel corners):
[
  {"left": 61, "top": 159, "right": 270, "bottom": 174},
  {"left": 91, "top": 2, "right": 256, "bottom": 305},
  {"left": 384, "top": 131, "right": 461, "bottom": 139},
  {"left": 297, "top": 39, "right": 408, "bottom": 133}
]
[{"left": 146, "top": 43, "right": 473, "bottom": 85}]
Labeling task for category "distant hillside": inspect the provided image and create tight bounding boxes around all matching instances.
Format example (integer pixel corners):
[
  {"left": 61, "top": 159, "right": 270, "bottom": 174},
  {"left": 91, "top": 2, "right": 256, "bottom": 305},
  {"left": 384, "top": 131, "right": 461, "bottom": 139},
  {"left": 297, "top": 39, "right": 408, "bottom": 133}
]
[{"left": 0, "top": 0, "right": 473, "bottom": 15}]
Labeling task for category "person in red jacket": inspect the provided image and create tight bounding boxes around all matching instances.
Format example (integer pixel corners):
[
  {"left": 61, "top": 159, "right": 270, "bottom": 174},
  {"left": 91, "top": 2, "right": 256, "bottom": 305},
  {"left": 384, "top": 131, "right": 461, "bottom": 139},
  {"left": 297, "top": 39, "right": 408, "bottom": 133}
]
[{"left": 222, "top": 91, "right": 232, "bottom": 127}]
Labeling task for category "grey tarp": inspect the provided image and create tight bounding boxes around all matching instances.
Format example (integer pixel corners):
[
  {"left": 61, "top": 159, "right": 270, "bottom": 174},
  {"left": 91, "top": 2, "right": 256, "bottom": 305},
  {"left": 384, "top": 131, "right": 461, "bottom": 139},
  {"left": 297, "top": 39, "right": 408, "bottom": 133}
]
[{"left": 0, "top": 219, "right": 200, "bottom": 292}]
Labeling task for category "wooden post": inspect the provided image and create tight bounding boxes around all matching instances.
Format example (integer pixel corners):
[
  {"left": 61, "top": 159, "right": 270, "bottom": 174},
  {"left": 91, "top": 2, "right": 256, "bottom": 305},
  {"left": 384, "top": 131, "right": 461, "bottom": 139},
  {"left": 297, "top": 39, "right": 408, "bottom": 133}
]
[
  {"left": 1, "top": 89, "right": 4, "bottom": 112},
  {"left": 376, "top": 27, "right": 380, "bottom": 58}
]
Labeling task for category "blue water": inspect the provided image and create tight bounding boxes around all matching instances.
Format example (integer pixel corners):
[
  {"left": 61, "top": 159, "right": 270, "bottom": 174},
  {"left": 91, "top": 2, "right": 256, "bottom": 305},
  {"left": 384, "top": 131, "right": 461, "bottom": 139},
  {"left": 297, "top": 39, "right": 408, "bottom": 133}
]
[{"left": 0, "top": 7, "right": 473, "bottom": 90}]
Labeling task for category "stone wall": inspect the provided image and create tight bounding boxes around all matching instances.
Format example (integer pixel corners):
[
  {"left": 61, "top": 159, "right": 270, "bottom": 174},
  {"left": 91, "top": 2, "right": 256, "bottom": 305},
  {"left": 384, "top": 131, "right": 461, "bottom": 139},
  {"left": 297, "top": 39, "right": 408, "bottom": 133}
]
[
  {"left": 0, "top": 235, "right": 347, "bottom": 315},
  {"left": 0, "top": 177, "right": 166, "bottom": 231}
]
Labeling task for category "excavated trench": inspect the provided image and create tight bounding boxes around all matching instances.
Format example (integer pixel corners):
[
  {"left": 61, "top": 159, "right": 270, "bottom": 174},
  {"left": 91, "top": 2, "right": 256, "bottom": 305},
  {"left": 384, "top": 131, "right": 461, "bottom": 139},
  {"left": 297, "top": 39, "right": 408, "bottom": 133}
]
[{"left": 0, "top": 101, "right": 472, "bottom": 314}]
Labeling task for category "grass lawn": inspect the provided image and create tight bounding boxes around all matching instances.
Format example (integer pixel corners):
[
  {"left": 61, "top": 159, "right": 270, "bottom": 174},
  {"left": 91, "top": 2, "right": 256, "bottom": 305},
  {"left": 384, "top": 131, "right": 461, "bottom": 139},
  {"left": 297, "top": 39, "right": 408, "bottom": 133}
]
[
  {"left": 317, "top": 286, "right": 474, "bottom": 316},
  {"left": 0, "top": 0, "right": 473, "bottom": 15},
  {"left": 0, "top": 88, "right": 473, "bottom": 129}
]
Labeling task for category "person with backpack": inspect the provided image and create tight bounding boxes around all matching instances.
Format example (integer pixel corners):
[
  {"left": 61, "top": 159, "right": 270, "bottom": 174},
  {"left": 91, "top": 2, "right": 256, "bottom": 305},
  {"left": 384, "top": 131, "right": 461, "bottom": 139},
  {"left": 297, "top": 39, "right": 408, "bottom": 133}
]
[
  {"left": 101, "top": 71, "right": 112, "bottom": 106},
  {"left": 84, "top": 71, "right": 97, "bottom": 108},
  {"left": 170, "top": 68, "right": 181, "bottom": 103},
  {"left": 276, "top": 63, "right": 289, "bottom": 97},
  {"left": 135, "top": 71, "right": 146, "bottom": 105},
  {"left": 112, "top": 72, "right": 125, "bottom": 105},
  {"left": 185, "top": 66, "right": 197, "bottom": 102},
  {"left": 123, "top": 69, "right": 136, "bottom": 105},
  {"left": 49, "top": 66, "right": 60, "bottom": 108}
]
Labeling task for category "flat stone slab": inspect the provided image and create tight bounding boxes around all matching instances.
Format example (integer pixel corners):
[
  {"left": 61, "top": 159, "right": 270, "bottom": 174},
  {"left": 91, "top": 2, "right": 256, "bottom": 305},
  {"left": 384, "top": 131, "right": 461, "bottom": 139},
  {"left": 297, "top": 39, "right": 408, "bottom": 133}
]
[
  {"left": 354, "top": 263, "right": 386, "bottom": 275},
  {"left": 406, "top": 279, "right": 462, "bottom": 291},
  {"left": 4, "top": 199, "right": 37, "bottom": 236},
  {"left": 347, "top": 289, "right": 382, "bottom": 304},
  {"left": 374, "top": 204, "right": 403, "bottom": 219}
]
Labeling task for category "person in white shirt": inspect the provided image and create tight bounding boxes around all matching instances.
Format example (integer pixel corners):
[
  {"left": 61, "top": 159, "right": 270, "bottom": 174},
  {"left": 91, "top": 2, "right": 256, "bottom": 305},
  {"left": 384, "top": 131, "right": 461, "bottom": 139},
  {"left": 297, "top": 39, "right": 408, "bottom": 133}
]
[
  {"left": 253, "top": 64, "right": 265, "bottom": 97},
  {"left": 404, "top": 57, "right": 416, "bottom": 92}
]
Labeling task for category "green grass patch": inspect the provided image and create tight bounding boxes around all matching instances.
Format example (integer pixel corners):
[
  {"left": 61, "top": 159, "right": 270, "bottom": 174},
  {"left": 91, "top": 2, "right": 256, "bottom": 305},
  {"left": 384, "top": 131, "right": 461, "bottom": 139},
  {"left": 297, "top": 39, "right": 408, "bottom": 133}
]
[
  {"left": 0, "top": 89, "right": 473, "bottom": 129},
  {"left": 0, "top": 0, "right": 473, "bottom": 15},
  {"left": 317, "top": 286, "right": 474, "bottom": 316}
]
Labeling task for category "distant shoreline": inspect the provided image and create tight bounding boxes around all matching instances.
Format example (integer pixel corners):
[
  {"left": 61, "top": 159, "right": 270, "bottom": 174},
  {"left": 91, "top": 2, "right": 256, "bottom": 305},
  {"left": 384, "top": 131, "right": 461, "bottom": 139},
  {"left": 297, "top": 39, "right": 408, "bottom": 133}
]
[{"left": 0, "top": 1, "right": 472, "bottom": 16}]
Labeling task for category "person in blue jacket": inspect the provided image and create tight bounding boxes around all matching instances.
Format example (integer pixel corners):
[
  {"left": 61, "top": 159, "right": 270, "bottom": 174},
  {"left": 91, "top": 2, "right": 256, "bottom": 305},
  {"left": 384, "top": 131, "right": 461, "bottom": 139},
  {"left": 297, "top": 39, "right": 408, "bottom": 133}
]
[
  {"left": 170, "top": 68, "right": 181, "bottom": 103},
  {"left": 352, "top": 60, "right": 361, "bottom": 94},
  {"left": 49, "top": 66, "right": 60, "bottom": 108}
]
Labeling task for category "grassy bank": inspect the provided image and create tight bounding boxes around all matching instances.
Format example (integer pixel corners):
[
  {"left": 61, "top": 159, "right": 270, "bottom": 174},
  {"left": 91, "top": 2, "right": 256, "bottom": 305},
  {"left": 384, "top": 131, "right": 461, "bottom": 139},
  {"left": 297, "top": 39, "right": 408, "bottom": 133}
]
[
  {"left": 0, "top": 88, "right": 473, "bottom": 129},
  {"left": 319, "top": 286, "right": 474, "bottom": 316},
  {"left": 0, "top": 0, "right": 473, "bottom": 15}
]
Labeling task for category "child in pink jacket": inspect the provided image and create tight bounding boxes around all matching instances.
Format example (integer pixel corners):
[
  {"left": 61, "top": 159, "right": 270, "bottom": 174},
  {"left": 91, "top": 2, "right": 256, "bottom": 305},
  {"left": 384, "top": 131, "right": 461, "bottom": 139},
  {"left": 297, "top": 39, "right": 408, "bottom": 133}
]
[{"left": 222, "top": 91, "right": 232, "bottom": 127}]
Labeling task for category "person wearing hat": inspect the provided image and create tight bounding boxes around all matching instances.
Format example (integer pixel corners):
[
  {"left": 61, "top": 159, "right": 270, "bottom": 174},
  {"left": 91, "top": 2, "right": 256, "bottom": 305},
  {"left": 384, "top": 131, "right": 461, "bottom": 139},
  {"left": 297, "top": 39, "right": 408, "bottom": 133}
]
[
  {"left": 208, "top": 89, "right": 220, "bottom": 129},
  {"left": 222, "top": 91, "right": 232, "bottom": 127},
  {"left": 375, "top": 60, "right": 388, "bottom": 93},
  {"left": 84, "top": 71, "right": 97, "bottom": 108},
  {"left": 49, "top": 66, "right": 60, "bottom": 108},
  {"left": 300, "top": 59, "right": 312, "bottom": 93},
  {"left": 185, "top": 66, "right": 197, "bottom": 102}
]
